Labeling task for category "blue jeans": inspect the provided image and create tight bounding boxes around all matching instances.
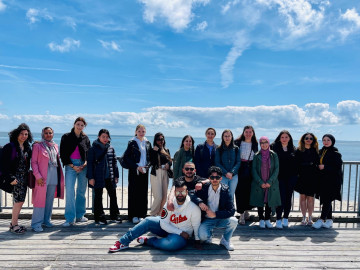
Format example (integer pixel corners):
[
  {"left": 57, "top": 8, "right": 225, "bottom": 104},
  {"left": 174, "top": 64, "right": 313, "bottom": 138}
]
[
  {"left": 119, "top": 216, "right": 187, "bottom": 251},
  {"left": 221, "top": 174, "right": 238, "bottom": 202},
  {"left": 199, "top": 217, "right": 238, "bottom": 242},
  {"left": 64, "top": 159, "right": 87, "bottom": 222}
]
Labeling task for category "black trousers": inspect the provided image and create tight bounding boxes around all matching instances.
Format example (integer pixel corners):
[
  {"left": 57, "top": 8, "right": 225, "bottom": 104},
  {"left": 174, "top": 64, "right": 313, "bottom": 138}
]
[
  {"left": 258, "top": 203, "right": 271, "bottom": 220},
  {"left": 320, "top": 200, "right": 333, "bottom": 220},
  {"left": 235, "top": 162, "right": 253, "bottom": 214},
  {"left": 276, "top": 176, "right": 297, "bottom": 220},
  {"left": 128, "top": 169, "right": 148, "bottom": 219},
  {"left": 94, "top": 178, "right": 120, "bottom": 221}
]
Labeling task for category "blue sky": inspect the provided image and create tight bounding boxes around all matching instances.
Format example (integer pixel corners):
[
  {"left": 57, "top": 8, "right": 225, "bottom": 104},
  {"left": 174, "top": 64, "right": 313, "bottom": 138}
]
[{"left": 0, "top": 0, "right": 360, "bottom": 140}]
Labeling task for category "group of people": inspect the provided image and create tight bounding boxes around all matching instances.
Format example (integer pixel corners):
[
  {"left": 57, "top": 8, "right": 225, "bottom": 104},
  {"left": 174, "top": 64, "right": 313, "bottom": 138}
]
[{"left": 0, "top": 119, "right": 343, "bottom": 252}]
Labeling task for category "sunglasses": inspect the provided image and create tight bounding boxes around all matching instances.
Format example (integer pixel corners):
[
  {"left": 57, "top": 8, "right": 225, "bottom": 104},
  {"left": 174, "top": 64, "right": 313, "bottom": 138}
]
[
  {"left": 175, "top": 190, "right": 187, "bottom": 196},
  {"left": 156, "top": 138, "right": 164, "bottom": 141},
  {"left": 209, "top": 175, "right": 221, "bottom": 180},
  {"left": 305, "top": 137, "right": 313, "bottom": 141},
  {"left": 184, "top": 167, "right": 195, "bottom": 171}
]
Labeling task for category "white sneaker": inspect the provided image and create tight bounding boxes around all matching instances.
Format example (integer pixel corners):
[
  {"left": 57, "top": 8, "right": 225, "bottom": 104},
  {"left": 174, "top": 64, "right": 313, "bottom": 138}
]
[
  {"left": 76, "top": 216, "right": 88, "bottom": 222},
  {"left": 62, "top": 221, "right": 74, "bottom": 227},
  {"left": 323, "top": 219, "right": 333, "bottom": 229},
  {"left": 312, "top": 219, "right": 324, "bottom": 229},
  {"left": 220, "top": 237, "right": 234, "bottom": 251},
  {"left": 132, "top": 217, "right": 140, "bottom": 224},
  {"left": 259, "top": 219, "right": 265, "bottom": 229},
  {"left": 276, "top": 219, "right": 283, "bottom": 229},
  {"left": 265, "top": 220, "right": 273, "bottom": 228},
  {"left": 282, "top": 218, "right": 289, "bottom": 227},
  {"left": 32, "top": 226, "right": 43, "bottom": 232}
]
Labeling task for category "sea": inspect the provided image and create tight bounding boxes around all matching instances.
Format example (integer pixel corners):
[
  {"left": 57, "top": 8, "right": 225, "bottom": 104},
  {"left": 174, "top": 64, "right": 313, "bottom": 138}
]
[{"left": 1, "top": 132, "right": 359, "bottom": 187}]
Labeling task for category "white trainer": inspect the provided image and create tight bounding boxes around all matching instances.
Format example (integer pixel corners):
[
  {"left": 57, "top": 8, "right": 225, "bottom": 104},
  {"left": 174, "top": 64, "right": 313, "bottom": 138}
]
[
  {"left": 220, "top": 237, "right": 234, "bottom": 251},
  {"left": 62, "top": 221, "right": 75, "bottom": 227},
  {"left": 265, "top": 220, "right": 273, "bottom": 228},
  {"left": 276, "top": 219, "right": 283, "bottom": 229},
  {"left": 323, "top": 219, "right": 333, "bottom": 229},
  {"left": 259, "top": 220, "right": 265, "bottom": 229},
  {"left": 312, "top": 219, "right": 324, "bottom": 229},
  {"left": 132, "top": 217, "right": 140, "bottom": 224},
  {"left": 76, "top": 216, "right": 88, "bottom": 222}
]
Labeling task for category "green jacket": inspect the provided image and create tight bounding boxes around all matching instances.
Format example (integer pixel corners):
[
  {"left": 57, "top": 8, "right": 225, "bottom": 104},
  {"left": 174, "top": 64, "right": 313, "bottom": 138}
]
[{"left": 250, "top": 150, "right": 281, "bottom": 208}]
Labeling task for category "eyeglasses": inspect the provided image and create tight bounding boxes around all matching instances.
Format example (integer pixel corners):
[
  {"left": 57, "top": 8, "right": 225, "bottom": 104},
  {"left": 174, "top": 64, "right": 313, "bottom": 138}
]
[
  {"left": 305, "top": 137, "right": 313, "bottom": 141},
  {"left": 44, "top": 132, "right": 53, "bottom": 135},
  {"left": 260, "top": 141, "right": 269, "bottom": 144},
  {"left": 156, "top": 138, "right": 164, "bottom": 141},
  {"left": 175, "top": 190, "right": 187, "bottom": 196},
  {"left": 184, "top": 167, "right": 195, "bottom": 171},
  {"left": 209, "top": 175, "right": 221, "bottom": 180}
]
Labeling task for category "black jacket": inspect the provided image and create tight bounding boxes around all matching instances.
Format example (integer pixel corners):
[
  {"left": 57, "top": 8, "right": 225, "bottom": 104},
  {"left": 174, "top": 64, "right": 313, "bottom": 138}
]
[
  {"left": 87, "top": 140, "right": 119, "bottom": 189},
  {"left": 149, "top": 147, "right": 172, "bottom": 176},
  {"left": 271, "top": 142, "right": 297, "bottom": 180},
  {"left": 190, "top": 182, "right": 235, "bottom": 220},
  {"left": 60, "top": 129, "right": 90, "bottom": 166},
  {"left": 124, "top": 140, "right": 151, "bottom": 170},
  {"left": 0, "top": 142, "right": 31, "bottom": 192},
  {"left": 317, "top": 147, "right": 343, "bottom": 203},
  {"left": 194, "top": 141, "right": 218, "bottom": 178}
]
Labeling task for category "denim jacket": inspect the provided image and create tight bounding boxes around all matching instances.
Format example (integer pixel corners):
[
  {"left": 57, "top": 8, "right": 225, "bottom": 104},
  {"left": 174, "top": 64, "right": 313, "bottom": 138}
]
[{"left": 215, "top": 145, "right": 241, "bottom": 176}]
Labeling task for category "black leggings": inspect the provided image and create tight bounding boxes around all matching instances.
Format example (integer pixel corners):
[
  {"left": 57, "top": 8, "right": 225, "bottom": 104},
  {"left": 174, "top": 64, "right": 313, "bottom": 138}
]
[
  {"left": 276, "top": 176, "right": 297, "bottom": 220},
  {"left": 320, "top": 200, "right": 333, "bottom": 220},
  {"left": 94, "top": 178, "right": 120, "bottom": 221},
  {"left": 258, "top": 204, "right": 271, "bottom": 220}
]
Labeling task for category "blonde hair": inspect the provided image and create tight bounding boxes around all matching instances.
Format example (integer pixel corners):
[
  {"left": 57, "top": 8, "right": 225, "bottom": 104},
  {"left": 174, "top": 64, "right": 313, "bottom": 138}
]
[{"left": 135, "top": 124, "right": 146, "bottom": 136}]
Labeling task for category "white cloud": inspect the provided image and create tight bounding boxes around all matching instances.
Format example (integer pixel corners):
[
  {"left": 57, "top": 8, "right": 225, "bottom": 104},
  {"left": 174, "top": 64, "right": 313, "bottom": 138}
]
[
  {"left": 26, "top": 8, "right": 53, "bottom": 24},
  {"left": 337, "top": 100, "right": 360, "bottom": 124},
  {"left": 48, "top": 38, "right": 80, "bottom": 53},
  {"left": 0, "top": 0, "right": 6, "bottom": 12},
  {"left": 6, "top": 100, "right": 359, "bottom": 137},
  {"left": 138, "top": 0, "right": 210, "bottom": 32},
  {"left": 221, "top": 0, "right": 241, "bottom": 14},
  {"left": 98, "top": 40, "right": 122, "bottom": 52},
  {"left": 220, "top": 31, "right": 250, "bottom": 88},
  {"left": 256, "top": 0, "right": 327, "bottom": 39},
  {"left": 194, "top": 21, "right": 208, "bottom": 31},
  {"left": 339, "top": 8, "right": 360, "bottom": 40}
]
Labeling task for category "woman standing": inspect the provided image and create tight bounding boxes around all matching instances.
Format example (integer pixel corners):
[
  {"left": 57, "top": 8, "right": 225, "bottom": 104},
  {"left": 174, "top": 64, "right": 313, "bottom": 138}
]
[
  {"left": 31, "top": 127, "right": 64, "bottom": 232},
  {"left": 1, "top": 123, "right": 32, "bottom": 234},
  {"left": 149, "top": 132, "right": 172, "bottom": 216},
  {"left": 87, "top": 129, "right": 121, "bottom": 225},
  {"left": 270, "top": 130, "right": 297, "bottom": 228},
  {"left": 234, "top": 125, "right": 258, "bottom": 225},
  {"left": 60, "top": 117, "right": 90, "bottom": 227},
  {"left": 173, "top": 135, "right": 195, "bottom": 180},
  {"left": 312, "top": 134, "right": 343, "bottom": 229},
  {"left": 123, "top": 124, "right": 151, "bottom": 224},
  {"left": 294, "top": 132, "right": 319, "bottom": 226},
  {"left": 194, "top": 128, "right": 217, "bottom": 178},
  {"left": 250, "top": 136, "right": 281, "bottom": 229},
  {"left": 215, "top": 129, "right": 241, "bottom": 201}
]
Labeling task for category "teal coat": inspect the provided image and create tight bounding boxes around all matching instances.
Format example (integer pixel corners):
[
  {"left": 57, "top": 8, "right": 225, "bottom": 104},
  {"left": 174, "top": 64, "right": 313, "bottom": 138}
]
[
  {"left": 250, "top": 150, "right": 281, "bottom": 208},
  {"left": 173, "top": 148, "right": 193, "bottom": 180}
]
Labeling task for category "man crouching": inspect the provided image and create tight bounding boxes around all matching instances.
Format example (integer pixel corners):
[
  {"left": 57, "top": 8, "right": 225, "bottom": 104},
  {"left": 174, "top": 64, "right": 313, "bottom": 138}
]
[
  {"left": 109, "top": 180, "right": 201, "bottom": 252},
  {"left": 190, "top": 166, "right": 238, "bottom": 251}
]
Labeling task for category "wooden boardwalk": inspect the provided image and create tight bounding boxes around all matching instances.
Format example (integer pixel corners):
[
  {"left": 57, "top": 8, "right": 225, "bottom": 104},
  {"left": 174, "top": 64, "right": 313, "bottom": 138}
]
[{"left": 0, "top": 218, "right": 359, "bottom": 269}]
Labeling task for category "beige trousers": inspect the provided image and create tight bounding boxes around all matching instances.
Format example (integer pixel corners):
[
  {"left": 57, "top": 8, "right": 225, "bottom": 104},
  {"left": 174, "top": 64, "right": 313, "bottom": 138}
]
[{"left": 150, "top": 168, "right": 169, "bottom": 216}]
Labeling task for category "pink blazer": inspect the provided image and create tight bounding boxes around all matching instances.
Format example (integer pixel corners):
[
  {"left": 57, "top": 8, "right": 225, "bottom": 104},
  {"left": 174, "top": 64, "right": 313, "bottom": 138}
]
[{"left": 31, "top": 142, "right": 65, "bottom": 208}]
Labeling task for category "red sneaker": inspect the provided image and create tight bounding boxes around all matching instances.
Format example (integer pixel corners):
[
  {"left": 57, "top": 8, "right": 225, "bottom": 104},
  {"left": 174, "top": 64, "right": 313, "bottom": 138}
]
[
  {"left": 109, "top": 241, "right": 129, "bottom": 253},
  {"left": 137, "top": 236, "right": 148, "bottom": 245}
]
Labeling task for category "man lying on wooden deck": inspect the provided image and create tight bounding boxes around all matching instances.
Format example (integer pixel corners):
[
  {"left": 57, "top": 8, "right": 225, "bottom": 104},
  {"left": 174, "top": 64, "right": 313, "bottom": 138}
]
[{"left": 109, "top": 179, "right": 201, "bottom": 252}]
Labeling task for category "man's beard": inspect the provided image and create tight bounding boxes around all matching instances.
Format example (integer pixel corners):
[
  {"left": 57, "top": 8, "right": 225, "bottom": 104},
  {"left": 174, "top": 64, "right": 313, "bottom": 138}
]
[{"left": 176, "top": 196, "right": 186, "bottom": 203}]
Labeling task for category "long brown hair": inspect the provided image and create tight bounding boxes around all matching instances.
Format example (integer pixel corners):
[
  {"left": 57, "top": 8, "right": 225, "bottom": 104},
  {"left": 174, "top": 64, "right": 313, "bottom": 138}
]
[{"left": 298, "top": 132, "right": 319, "bottom": 153}]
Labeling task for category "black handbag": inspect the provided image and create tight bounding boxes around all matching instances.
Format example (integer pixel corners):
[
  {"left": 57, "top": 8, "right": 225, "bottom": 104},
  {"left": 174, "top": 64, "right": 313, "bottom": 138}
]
[
  {"left": 27, "top": 170, "right": 36, "bottom": 189},
  {"left": 0, "top": 175, "right": 14, "bottom": 193}
]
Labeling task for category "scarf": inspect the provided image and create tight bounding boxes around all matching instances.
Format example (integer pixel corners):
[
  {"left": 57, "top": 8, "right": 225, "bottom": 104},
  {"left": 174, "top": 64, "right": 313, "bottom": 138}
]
[
  {"left": 260, "top": 136, "right": 271, "bottom": 203},
  {"left": 41, "top": 139, "right": 58, "bottom": 167}
]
